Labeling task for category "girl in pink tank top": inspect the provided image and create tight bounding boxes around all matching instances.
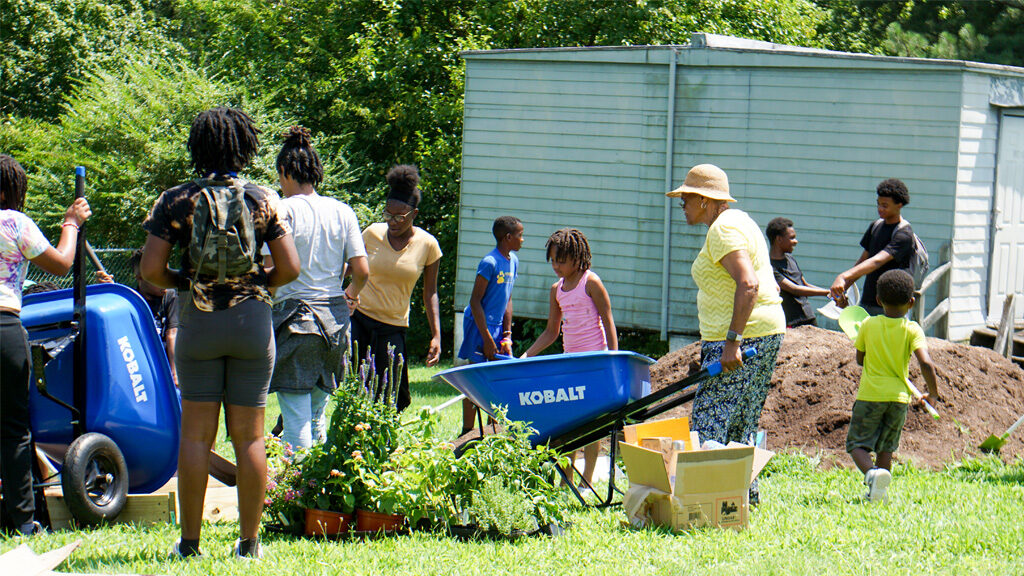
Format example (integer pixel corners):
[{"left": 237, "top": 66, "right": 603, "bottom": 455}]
[
  {"left": 556, "top": 269, "right": 606, "bottom": 352},
  {"left": 522, "top": 228, "right": 618, "bottom": 485}
]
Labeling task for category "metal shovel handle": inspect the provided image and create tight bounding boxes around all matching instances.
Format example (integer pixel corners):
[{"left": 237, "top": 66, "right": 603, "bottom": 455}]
[{"left": 84, "top": 241, "right": 108, "bottom": 275}]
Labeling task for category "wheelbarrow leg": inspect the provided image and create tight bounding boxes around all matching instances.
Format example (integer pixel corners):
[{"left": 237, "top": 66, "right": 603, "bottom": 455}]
[
  {"left": 556, "top": 460, "right": 588, "bottom": 506},
  {"left": 599, "top": 427, "right": 621, "bottom": 508}
]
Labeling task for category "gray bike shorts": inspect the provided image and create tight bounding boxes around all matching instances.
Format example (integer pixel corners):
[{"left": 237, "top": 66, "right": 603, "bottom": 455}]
[{"left": 175, "top": 296, "right": 275, "bottom": 407}]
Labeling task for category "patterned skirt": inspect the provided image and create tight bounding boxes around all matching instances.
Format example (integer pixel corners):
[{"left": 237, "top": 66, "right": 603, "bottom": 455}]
[{"left": 689, "top": 333, "right": 783, "bottom": 503}]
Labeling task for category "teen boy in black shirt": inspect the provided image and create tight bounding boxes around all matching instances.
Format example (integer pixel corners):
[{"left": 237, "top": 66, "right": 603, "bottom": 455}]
[
  {"left": 830, "top": 179, "right": 915, "bottom": 316},
  {"left": 767, "top": 218, "right": 829, "bottom": 327}
]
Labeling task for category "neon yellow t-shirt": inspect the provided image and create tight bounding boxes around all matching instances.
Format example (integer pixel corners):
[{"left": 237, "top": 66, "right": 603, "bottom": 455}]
[
  {"left": 690, "top": 209, "right": 785, "bottom": 340},
  {"left": 854, "top": 315, "right": 927, "bottom": 403},
  {"left": 357, "top": 223, "right": 442, "bottom": 327}
]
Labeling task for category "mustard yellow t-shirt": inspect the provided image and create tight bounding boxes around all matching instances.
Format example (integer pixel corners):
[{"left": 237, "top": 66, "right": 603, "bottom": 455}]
[
  {"left": 357, "top": 223, "right": 442, "bottom": 327},
  {"left": 854, "top": 315, "right": 927, "bottom": 403},
  {"left": 691, "top": 209, "right": 785, "bottom": 341}
]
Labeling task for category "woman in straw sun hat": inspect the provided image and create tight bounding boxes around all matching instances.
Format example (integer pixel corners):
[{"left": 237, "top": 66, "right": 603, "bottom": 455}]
[{"left": 668, "top": 163, "right": 785, "bottom": 503}]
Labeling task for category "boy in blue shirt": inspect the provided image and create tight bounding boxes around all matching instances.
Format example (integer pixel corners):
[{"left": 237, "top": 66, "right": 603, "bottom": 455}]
[
  {"left": 459, "top": 216, "right": 523, "bottom": 435},
  {"left": 848, "top": 269, "right": 940, "bottom": 502}
]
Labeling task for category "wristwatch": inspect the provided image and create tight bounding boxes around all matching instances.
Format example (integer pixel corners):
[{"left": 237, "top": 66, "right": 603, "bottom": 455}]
[{"left": 726, "top": 330, "right": 743, "bottom": 343}]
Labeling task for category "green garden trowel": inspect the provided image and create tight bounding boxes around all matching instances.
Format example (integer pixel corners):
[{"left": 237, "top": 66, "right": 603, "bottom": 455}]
[
  {"left": 979, "top": 412, "right": 1024, "bottom": 453},
  {"left": 837, "top": 305, "right": 870, "bottom": 340},
  {"left": 837, "top": 305, "right": 940, "bottom": 421}
]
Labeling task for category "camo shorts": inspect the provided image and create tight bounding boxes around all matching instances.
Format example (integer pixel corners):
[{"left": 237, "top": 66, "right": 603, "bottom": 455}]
[{"left": 845, "top": 400, "right": 908, "bottom": 454}]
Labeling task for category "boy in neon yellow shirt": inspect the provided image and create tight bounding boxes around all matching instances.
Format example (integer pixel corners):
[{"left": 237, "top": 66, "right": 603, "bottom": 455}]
[{"left": 847, "top": 270, "right": 940, "bottom": 502}]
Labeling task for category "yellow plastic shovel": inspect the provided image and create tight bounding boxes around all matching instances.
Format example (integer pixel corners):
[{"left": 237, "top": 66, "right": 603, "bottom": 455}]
[{"left": 837, "top": 306, "right": 940, "bottom": 420}]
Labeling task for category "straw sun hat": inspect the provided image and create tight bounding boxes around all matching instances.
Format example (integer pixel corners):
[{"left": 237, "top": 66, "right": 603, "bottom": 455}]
[{"left": 665, "top": 163, "right": 736, "bottom": 202}]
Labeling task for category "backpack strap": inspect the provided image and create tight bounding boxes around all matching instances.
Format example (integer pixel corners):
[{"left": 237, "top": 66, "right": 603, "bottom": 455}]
[{"left": 219, "top": 178, "right": 248, "bottom": 283}]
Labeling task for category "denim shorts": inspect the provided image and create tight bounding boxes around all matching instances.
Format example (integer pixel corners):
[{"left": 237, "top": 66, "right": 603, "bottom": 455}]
[{"left": 845, "top": 400, "right": 908, "bottom": 454}]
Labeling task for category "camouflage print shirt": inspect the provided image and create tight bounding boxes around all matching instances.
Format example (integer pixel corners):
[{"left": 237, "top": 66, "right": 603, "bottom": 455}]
[{"left": 142, "top": 179, "right": 291, "bottom": 312}]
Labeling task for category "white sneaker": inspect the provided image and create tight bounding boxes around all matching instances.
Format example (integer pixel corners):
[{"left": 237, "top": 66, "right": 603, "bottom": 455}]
[
  {"left": 864, "top": 468, "right": 891, "bottom": 503},
  {"left": 233, "top": 538, "right": 263, "bottom": 560}
]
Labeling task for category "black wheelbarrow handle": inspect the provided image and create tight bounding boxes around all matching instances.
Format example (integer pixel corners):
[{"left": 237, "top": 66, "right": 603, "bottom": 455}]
[{"left": 545, "top": 347, "right": 757, "bottom": 453}]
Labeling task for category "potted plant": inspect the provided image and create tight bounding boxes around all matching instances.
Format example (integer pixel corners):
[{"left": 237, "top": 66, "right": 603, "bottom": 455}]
[
  {"left": 450, "top": 409, "right": 572, "bottom": 538},
  {"left": 263, "top": 435, "right": 306, "bottom": 533},
  {"left": 294, "top": 361, "right": 403, "bottom": 536},
  {"left": 297, "top": 442, "right": 358, "bottom": 537},
  {"left": 356, "top": 424, "right": 460, "bottom": 533}
]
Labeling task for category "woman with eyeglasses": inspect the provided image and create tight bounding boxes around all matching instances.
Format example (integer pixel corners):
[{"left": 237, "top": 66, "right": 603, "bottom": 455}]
[
  {"left": 351, "top": 164, "right": 441, "bottom": 411},
  {"left": 668, "top": 163, "right": 784, "bottom": 504}
]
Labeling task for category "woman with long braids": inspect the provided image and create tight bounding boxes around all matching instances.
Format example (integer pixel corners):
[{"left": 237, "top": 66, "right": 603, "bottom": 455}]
[
  {"left": 1, "top": 154, "right": 92, "bottom": 536},
  {"left": 140, "top": 107, "right": 299, "bottom": 559},
  {"left": 269, "top": 126, "right": 367, "bottom": 449},
  {"left": 352, "top": 164, "right": 442, "bottom": 412}
]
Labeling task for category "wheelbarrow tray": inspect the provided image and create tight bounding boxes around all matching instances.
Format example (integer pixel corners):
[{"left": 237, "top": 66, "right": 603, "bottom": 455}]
[
  {"left": 433, "top": 351, "right": 654, "bottom": 443},
  {"left": 22, "top": 284, "right": 181, "bottom": 494}
]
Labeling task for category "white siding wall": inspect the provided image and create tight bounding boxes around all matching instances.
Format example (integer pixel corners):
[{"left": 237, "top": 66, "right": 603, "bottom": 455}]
[
  {"left": 458, "top": 58, "right": 671, "bottom": 329},
  {"left": 458, "top": 45, "right": 1020, "bottom": 338},
  {"left": 665, "top": 51, "right": 960, "bottom": 334},
  {"left": 950, "top": 73, "right": 999, "bottom": 340}
]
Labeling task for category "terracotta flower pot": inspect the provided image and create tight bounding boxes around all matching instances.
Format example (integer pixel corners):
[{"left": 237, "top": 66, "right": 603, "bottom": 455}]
[
  {"left": 304, "top": 508, "right": 353, "bottom": 537},
  {"left": 356, "top": 508, "right": 405, "bottom": 533}
]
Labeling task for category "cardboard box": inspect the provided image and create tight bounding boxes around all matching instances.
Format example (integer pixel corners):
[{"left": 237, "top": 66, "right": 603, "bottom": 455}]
[{"left": 620, "top": 418, "right": 773, "bottom": 532}]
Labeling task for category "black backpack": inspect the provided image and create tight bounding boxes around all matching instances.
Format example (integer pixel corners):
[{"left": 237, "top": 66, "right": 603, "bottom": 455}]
[{"left": 870, "top": 217, "right": 930, "bottom": 287}]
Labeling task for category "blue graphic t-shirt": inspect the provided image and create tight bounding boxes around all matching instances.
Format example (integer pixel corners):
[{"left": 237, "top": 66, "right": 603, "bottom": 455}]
[{"left": 458, "top": 248, "right": 517, "bottom": 359}]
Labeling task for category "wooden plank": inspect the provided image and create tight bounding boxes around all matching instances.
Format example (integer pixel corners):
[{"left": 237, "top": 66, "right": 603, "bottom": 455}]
[
  {"left": 45, "top": 492, "right": 176, "bottom": 529},
  {"left": 994, "top": 294, "right": 1017, "bottom": 358}
]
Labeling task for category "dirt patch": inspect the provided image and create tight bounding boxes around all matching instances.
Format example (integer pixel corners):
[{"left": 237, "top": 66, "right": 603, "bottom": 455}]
[{"left": 650, "top": 325, "right": 1024, "bottom": 469}]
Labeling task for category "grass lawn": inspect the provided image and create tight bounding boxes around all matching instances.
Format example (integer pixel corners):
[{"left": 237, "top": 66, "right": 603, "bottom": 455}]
[{"left": 4, "top": 362, "right": 1024, "bottom": 575}]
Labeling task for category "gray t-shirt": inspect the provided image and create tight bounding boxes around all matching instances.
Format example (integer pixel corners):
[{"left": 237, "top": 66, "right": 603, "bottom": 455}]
[{"left": 273, "top": 193, "right": 366, "bottom": 302}]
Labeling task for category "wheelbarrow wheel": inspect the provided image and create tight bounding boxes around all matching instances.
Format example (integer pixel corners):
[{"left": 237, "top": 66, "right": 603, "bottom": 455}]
[{"left": 61, "top": 433, "right": 128, "bottom": 526}]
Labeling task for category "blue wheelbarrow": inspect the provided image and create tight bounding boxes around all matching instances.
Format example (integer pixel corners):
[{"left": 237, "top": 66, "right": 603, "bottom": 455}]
[
  {"left": 9, "top": 166, "right": 182, "bottom": 527},
  {"left": 434, "top": 348, "right": 756, "bottom": 506},
  {"left": 22, "top": 283, "right": 181, "bottom": 526}
]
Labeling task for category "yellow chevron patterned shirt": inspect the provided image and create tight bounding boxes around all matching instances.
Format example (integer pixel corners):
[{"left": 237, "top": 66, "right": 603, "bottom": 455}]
[{"left": 691, "top": 209, "right": 786, "bottom": 341}]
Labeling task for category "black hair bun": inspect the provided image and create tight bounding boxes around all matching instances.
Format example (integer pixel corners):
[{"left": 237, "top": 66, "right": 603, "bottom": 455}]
[
  {"left": 282, "top": 126, "right": 313, "bottom": 148},
  {"left": 386, "top": 164, "right": 420, "bottom": 196}
]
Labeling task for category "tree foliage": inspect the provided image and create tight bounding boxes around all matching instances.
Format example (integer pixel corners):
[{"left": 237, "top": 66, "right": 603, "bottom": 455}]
[
  {"left": 2, "top": 0, "right": 1017, "bottom": 355},
  {"left": 813, "top": 0, "right": 1024, "bottom": 65},
  {"left": 0, "top": 0, "right": 181, "bottom": 117}
]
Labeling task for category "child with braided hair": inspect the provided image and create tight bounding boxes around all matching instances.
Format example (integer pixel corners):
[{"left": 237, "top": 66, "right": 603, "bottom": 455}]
[{"left": 522, "top": 228, "right": 617, "bottom": 486}]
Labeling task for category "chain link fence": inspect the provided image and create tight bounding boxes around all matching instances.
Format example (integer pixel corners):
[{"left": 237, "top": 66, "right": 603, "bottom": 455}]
[{"left": 26, "top": 248, "right": 136, "bottom": 289}]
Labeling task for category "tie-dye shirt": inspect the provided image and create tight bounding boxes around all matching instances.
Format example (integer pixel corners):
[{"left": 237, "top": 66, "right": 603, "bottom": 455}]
[{"left": 0, "top": 210, "right": 52, "bottom": 312}]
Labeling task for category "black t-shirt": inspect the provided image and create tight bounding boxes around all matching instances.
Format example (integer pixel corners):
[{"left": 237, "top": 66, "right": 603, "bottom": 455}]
[
  {"left": 140, "top": 288, "right": 179, "bottom": 341},
  {"left": 771, "top": 254, "right": 816, "bottom": 327},
  {"left": 859, "top": 219, "right": 914, "bottom": 310}
]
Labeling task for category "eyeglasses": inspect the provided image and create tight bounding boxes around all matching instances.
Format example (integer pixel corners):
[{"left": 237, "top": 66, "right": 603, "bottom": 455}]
[{"left": 382, "top": 208, "right": 415, "bottom": 223}]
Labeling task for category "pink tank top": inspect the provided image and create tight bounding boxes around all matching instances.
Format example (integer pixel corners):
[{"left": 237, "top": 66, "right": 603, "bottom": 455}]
[{"left": 556, "top": 270, "right": 607, "bottom": 353}]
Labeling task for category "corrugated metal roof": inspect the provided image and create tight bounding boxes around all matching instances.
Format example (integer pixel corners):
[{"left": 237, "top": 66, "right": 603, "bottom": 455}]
[{"left": 461, "top": 32, "right": 1024, "bottom": 79}]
